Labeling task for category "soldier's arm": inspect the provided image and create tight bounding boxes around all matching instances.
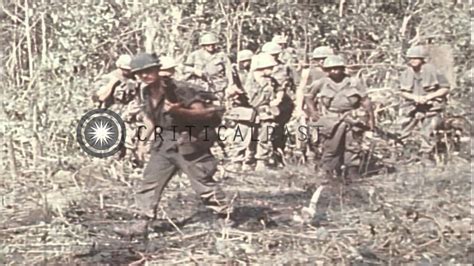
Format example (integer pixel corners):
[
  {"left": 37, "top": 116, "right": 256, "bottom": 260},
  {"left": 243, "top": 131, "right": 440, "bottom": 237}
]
[
  {"left": 303, "top": 96, "right": 319, "bottom": 119},
  {"left": 422, "top": 87, "right": 449, "bottom": 102},
  {"left": 167, "top": 101, "right": 219, "bottom": 122},
  {"left": 92, "top": 76, "right": 120, "bottom": 102},
  {"left": 295, "top": 68, "right": 310, "bottom": 113},
  {"left": 183, "top": 52, "right": 202, "bottom": 77},
  {"left": 399, "top": 91, "right": 420, "bottom": 102}
]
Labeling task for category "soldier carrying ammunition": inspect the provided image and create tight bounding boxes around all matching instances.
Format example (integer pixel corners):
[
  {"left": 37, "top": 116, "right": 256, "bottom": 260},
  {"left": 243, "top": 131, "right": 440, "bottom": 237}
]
[
  {"left": 309, "top": 55, "right": 374, "bottom": 182},
  {"left": 113, "top": 53, "right": 234, "bottom": 236},
  {"left": 183, "top": 32, "right": 233, "bottom": 104},
  {"left": 398, "top": 45, "right": 450, "bottom": 166}
]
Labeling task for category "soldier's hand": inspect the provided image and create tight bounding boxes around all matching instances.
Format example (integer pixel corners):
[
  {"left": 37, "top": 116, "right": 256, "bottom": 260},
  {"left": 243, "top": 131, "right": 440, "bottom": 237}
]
[
  {"left": 164, "top": 100, "right": 182, "bottom": 113},
  {"left": 136, "top": 143, "right": 148, "bottom": 162},
  {"left": 227, "top": 85, "right": 244, "bottom": 97}
]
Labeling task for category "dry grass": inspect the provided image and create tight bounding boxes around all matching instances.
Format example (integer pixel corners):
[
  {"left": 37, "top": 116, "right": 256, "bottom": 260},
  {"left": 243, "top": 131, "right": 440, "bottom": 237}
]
[{"left": 0, "top": 152, "right": 471, "bottom": 264}]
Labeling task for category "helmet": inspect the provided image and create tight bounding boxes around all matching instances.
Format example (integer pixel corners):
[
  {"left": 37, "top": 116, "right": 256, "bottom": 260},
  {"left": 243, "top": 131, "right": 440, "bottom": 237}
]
[
  {"left": 130, "top": 53, "right": 161, "bottom": 73},
  {"left": 406, "top": 46, "right": 427, "bottom": 59},
  {"left": 261, "top": 42, "right": 282, "bottom": 55},
  {"left": 323, "top": 55, "right": 345, "bottom": 68},
  {"left": 199, "top": 33, "right": 219, "bottom": 46},
  {"left": 159, "top": 56, "right": 177, "bottom": 70},
  {"left": 237, "top": 50, "right": 254, "bottom": 62},
  {"left": 272, "top": 35, "right": 287, "bottom": 44},
  {"left": 115, "top": 54, "right": 132, "bottom": 70},
  {"left": 312, "top": 46, "right": 334, "bottom": 59},
  {"left": 251, "top": 53, "right": 278, "bottom": 70}
]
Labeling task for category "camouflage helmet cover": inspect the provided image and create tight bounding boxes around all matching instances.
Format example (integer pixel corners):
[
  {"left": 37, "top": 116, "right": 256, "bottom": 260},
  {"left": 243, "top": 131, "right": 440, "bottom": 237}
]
[
  {"left": 115, "top": 54, "right": 132, "bottom": 70},
  {"left": 251, "top": 53, "right": 278, "bottom": 70},
  {"left": 130, "top": 53, "right": 161, "bottom": 73},
  {"left": 199, "top": 32, "right": 219, "bottom": 45},
  {"left": 237, "top": 49, "right": 254, "bottom": 62},
  {"left": 261, "top": 42, "right": 282, "bottom": 55},
  {"left": 323, "top": 55, "right": 346, "bottom": 68},
  {"left": 312, "top": 46, "right": 334, "bottom": 59}
]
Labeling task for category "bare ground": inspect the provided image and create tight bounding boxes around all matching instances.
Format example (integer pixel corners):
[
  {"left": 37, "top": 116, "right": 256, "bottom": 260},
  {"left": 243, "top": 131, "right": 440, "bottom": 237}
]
[{"left": 0, "top": 155, "right": 472, "bottom": 265}]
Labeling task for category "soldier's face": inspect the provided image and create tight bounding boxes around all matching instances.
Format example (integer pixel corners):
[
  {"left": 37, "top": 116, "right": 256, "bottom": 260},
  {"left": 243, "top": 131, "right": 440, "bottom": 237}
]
[
  {"left": 120, "top": 68, "right": 132, "bottom": 77},
  {"left": 312, "top": 58, "right": 325, "bottom": 67},
  {"left": 158, "top": 68, "right": 175, "bottom": 78},
  {"left": 262, "top": 67, "right": 273, "bottom": 77},
  {"left": 240, "top": 60, "right": 251, "bottom": 68},
  {"left": 136, "top": 68, "right": 160, "bottom": 84},
  {"left": 408, "top": 58, "right": 423, "bottom": 68},
  {"left": 203, "top": 44, "right": 217, "bottom": 53},
  {"left": 326, "top": 67, "right": 345, "bottom": 79}
]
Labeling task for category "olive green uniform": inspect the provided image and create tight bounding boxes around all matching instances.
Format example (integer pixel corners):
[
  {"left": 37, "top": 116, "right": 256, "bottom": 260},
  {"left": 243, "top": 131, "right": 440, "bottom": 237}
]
[
  {"left": 93, "top": 70, "right": 142, "bottom": 161},
  {"left": 245, "top": 76, "right": 283, "bottom": 164},
  {"left": 183, "top": 49, "right": 232, "bottom": 102},
  {"left": 311, "top": 75, "right": 369, "bottom": 174},
  {"left": 399, "top": 63, "right": 450, "bottom": 153},
  {"left": 134, "top": 79, "right": 230, "bottom": 216}
]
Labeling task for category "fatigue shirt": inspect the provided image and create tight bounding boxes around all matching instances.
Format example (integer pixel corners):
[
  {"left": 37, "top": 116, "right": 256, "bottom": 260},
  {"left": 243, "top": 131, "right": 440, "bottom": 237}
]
[
  {"left": 246, "top": 76, "right": 281, "bottom": 108},
  {"left": 399, "top": 63, "right": 450, "bottom": 112},
  {"left": 95, "top": 70, "right": 137, "bottom": 105},
  {"left": 184, "top": 49, "right": 231, "bottom": 91},
  {"left": 313, "top": 75, "right": 368, "bottom": 135},
  {"left": 273, "top": 62, "right": 295, "bottom": 94},
  {"left": 141, "top": 79, "right": 217, "bottom": 139}
]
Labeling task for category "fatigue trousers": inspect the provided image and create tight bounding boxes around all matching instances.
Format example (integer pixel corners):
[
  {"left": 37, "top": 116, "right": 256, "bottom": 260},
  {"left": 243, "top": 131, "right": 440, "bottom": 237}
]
[
  {"left": 401, "top": 112, "right": 443, "bottom": 153},
  {"left": 135, "top": 140, "right": 230, "bottom": 216},
  {"left": 231, "top": 123, "right": 255, "bottom": 164},
  {"left": 254, "top": 121, "right": 276, "bottom": 162},
  {"left": 320, "top": 121, "right": 363, "bottom": 173}
]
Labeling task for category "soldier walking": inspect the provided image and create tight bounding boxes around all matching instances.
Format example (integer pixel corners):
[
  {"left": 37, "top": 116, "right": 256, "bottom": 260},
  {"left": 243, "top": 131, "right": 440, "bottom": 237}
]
[{"left": 114, "top": 53, "right": 234, "bottom": 236}]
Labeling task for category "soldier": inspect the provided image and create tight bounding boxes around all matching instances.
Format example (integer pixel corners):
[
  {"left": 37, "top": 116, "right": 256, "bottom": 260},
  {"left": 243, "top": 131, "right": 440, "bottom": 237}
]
[
  {"left": 398, "top": 46, "right": 450, "bottom": 166},
  {"left": 92, "top": 54, "right": 136, "bottom": 109},
  {"left": 113, "top": 53, "right": 234, "bottom": 236},
  {"left": 226, "top": 50, "right": 255, "bottom": 169},
  {"left": 261, "top": 42, "right": 295, "bottom": 163},
  {"left": 183, "top": 32, "right": 233, "bottom": 104},
  {"left": 158, "top": 56, "right": 177, "bottom": 79},
  {"left": 311, "top": 55, "right": 374, "bottom": 181},
  {"left": 272, "top": 35, "right": 298, "bottom": 67},
  {"left": 295, "top": 46, "right": 335, "bottom": 162},
  {"left": 227, "top": 49, "right": 254, "bottom": 105},
  {"left": 91, "top": 54, "right": 141, "bottom": 164},
  {"left": 246, "top": 53, "right": 284, "bottom": 171}
]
